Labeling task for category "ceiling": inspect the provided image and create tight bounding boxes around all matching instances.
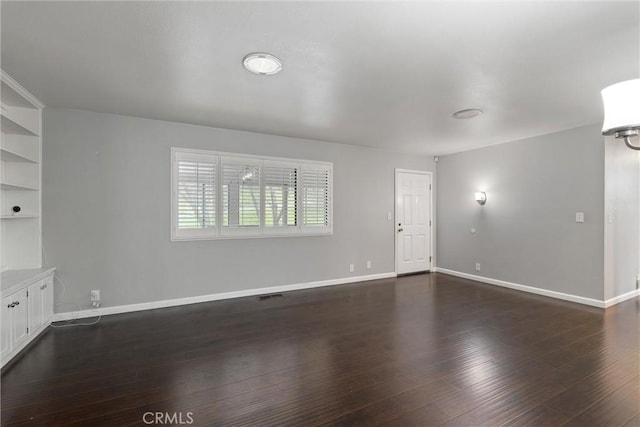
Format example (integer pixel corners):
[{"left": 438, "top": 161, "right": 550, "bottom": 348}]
[{"left": 2, "top": 1, "right": 638, "bottom": 156}]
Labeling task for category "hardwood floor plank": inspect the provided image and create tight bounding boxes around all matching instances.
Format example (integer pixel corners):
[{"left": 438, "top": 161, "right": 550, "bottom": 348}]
[
  {"left": 501, "top": 405, "right": 570, "bottom": 426},
  {"left": 562, "top": 376, "right": 640, "bottom": 427},
  {"left": 1, "top": 273, "right": 638, "bottom": 426}
]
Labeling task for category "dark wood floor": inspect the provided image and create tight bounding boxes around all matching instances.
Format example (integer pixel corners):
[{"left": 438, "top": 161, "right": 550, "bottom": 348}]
[{"left": 1, "top": 273, "right": 639, "bottom": 426}]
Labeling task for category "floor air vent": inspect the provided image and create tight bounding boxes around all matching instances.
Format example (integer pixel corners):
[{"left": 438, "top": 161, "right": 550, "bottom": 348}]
[{"left": 257, "top": 293, "right": 284, "bottom": 301}]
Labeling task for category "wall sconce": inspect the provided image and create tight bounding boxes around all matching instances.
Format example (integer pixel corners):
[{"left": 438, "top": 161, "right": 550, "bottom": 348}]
[
  {"left": 601, "top": 79, "right": 640, "bottom": 150},
  {"left": 475, "top": 192, "right": 487, "bottom": 205}
]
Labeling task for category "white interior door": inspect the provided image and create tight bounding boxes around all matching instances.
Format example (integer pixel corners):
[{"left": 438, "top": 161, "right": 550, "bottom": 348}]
[{"left": 396, "top": 170, "right": 432, "bottom": 274}]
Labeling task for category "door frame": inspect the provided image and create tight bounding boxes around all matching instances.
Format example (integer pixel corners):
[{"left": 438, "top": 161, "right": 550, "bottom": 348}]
[{"left": 395, "top": 168, "right": 434, "bottom": 275}]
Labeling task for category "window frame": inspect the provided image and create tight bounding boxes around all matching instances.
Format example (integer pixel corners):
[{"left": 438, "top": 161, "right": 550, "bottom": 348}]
[{"left": 171, "top": 147, "right": 333, "bottom": 241}]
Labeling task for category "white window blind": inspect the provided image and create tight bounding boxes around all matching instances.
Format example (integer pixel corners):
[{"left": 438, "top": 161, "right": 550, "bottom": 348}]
[
  {"left": 302, "top": 166, "right": 331, "bottom": 231},
  {"left": 264, "top": 161, "right": 298, "bottom": 231},
  {"left": 172, "top": 148, "right": 332, "bottom": 240},
  {"left": 173, "top": 151, "right": 218, "bottom": 239},
  {"left": 221, "top": 158, "right": 261, "bottom": 232}
]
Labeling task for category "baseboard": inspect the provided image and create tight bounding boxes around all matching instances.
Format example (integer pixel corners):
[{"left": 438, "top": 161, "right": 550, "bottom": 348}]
[
  {"left": 603, "top": 289, "right": 640, "bottom": 308},
  {"left": 52, "top": 272, "right": 397, "bottom": 322},
  {"left": 436, "top": 268, "right": 607, "bottom": 308}
]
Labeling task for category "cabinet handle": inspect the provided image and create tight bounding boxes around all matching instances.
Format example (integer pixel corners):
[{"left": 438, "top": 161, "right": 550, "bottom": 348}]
[
  {"left": 7, "top": 303, "right": 13, "bottom": 308},
  {"left": 14, "top": 301, "right": 19, "bottom": 306}
]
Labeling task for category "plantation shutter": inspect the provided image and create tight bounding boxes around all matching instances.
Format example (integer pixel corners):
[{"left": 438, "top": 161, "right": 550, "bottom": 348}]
[
  {"left": 301, "top": 164, "right": 332, "bottom": 232},
  {"left": 221, "top": 157, "right": 262, "bottom": 234},
  {"left": 263, "top": 160, "right": 298, "bottom": 233},
  {"left": 172, "top": 148, "right": 332, "bottom": 240},
  {"left": 174, "top": 151, "right": 218, "bottom": 239}
]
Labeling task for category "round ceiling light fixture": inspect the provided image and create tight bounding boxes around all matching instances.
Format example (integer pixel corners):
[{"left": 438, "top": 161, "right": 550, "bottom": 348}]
[
  {"left": 453, "top": 108, "right": 483, "bottom": 119},
  {"left": 243, "top": 53, "right": 282, "bottom": 76}
]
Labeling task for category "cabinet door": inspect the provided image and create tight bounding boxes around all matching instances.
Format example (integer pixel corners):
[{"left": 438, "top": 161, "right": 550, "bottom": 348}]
[
  {"left": 0, "top": 297, "right": 12, "bottom": 362},
  {"left": 28, "top": 281, "right": 45, "bottom": 332},
  {"left": 42, "top": 275, "right": 54, "bottom": 324},
  {"left": 10, "top": 289, "right": 29, "bottom": 349}
]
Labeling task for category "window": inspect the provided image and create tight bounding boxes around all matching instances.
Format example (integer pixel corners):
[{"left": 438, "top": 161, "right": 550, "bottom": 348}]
[{"left": 172, "top": 148, "right": 332, "bottom": 240}]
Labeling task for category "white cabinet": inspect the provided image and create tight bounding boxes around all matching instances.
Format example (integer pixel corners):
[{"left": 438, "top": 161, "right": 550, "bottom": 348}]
[
  {"left": 8, "top": 289, "right": 29, "bottom": 349},
  {"left": 0, "top": 299, "right": 12, "bottom": 361},
  {"left": 0, "top": 71, "right": 53, "bottom": 369},
  {"left": 1, "top": 268, "right": 55, "bottom": 368},
  {"left": 28, "top": 276, "right": 53, "bottom": 332}
]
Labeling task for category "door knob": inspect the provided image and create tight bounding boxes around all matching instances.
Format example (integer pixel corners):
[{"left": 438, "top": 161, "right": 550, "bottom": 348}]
[{"left": 398, "top": 227, "right": 404, "bottom": 232}]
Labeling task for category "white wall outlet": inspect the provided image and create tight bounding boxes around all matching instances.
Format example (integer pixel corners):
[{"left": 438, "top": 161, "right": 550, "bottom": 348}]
[
  {"left": 471, "top": 228, "right": 477, "bottom": 234},
  {"left": 366, "top": 260, "right": 372, "bottom": 269},
  {"left": 387, "top": 212, "right": 392, "bottom": 221},
  {"left": 349, "top": 264, "right": 355, "bottom": 273},
  {"left": 575, "top": 212, "right": 585, "bottom": 223},
  {"left": 91, "top": 290, "right": 101, "bottom": 308},
  {"left": 475, "top": 263, "right": 481, "bottom": 272}
]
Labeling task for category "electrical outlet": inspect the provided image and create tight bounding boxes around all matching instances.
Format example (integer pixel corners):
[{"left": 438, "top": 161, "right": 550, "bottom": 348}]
[
  {"left": 366, "top": 260, "right": 372, "bottom": 269},
  {"left": 475, "top": 263, "right": 481, "bottom": 272},
  {"left": 91, "top": 290, "right": 101, "bottom": 308},
  {"left": 349, "top": 264, "right": 355, "bottom": 273}
]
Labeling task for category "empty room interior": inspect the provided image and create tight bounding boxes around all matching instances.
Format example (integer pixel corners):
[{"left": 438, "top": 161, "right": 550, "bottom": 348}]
[{"left": 1, "top": 1, "right": 639, "bottom": 426}]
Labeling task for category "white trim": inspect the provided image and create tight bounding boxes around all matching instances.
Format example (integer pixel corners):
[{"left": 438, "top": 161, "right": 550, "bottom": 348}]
[
  {"left": 436, "top": 268, "right": 607, "bottom": 308},
  {"left": 603, "top": 289, "right": 640, "bottom": 308},
  {"left": 52, "top": 272, "right": 397, "bottom": 322},
  {"left": 1, "top": 70, "right": 45, "bottom": 109},
  {"left": 395, "top": 169, "right": 434, "bottom": 275}
]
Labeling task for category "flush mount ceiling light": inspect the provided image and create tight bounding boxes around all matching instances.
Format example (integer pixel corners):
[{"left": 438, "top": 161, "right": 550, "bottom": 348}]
[
  {"left": 453, "top": 108, "right": 483, "bottom": 119},
  {"left": 243, "top": 53, "right": 282, "bottom": 76},
  {"left": 601, "top": 79, "right": 640, "bottom": 150}
]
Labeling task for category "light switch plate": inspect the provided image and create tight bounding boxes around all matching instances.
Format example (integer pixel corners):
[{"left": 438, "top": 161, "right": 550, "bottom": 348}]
[{"left": 575, "top": 212, "right": 585, "bottom": 223}]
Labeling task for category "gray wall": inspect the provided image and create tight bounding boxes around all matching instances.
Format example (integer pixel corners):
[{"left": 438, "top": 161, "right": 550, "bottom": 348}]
[
  {"left": 436, "top": 125, "right": 605, "bottom": 300},
  {"left": 43, "top": 109, "right": 435, "bottom": 312},
  {"left": 604, "top": 137, "right": 639, "bottom": 299}
]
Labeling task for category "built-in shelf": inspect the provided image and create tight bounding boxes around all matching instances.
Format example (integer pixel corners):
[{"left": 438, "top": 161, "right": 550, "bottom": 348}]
[
  {"left": 1, "top": 71, "right": 48, "bottom": 370},
  {"left": 0, "top": 146, "right": 38, "bottom": 163},
  {"left": 1, "top": 70, "right": 43, "bottom": 278},
  {"left": 1, "top": 113, "right": 38, "bottom": 137},
  {"left": 0, "top": 182, "right": 38, "bottom": 191}
]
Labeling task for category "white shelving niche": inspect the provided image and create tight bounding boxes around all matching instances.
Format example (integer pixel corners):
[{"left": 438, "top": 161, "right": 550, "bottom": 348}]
[
  {"left": 1, "top": 71, "right": 43, "bottom": 271},
  {"left": 0, "top": 70, "right": 54, "bottom": 369}
]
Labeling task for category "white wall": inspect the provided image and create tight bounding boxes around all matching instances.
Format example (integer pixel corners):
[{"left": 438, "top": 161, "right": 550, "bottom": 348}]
[
  {"left": 43, "top": 109, "right": 435, "bottom": 312},
  {"left": 604, "top": 136, "right": 640, "bottom": 299},
  {"left": 436, "top": 125, "right": 605, "bottom": 300}
]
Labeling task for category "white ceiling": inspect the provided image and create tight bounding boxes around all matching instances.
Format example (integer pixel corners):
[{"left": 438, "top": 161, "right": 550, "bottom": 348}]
[{"left": 2, "top": 1, "right": 638, "bottom": 155}]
